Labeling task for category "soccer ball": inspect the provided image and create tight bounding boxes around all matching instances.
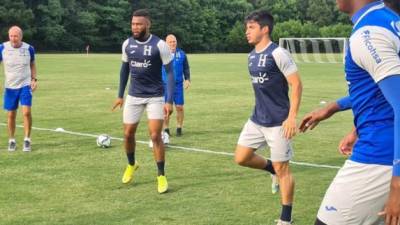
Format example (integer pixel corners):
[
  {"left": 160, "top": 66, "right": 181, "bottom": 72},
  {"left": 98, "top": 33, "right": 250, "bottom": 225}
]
[
  {"left": 148, "top": 131, "right": 170, "bottom": 148},
  {"left": 97, "top": 134, "right": 111, "bottom": 148}
]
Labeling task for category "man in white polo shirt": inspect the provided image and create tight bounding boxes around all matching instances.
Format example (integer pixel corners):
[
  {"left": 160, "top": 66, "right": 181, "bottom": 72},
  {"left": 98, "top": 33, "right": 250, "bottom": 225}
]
[{"left": 0, "top": 26, "right": 38, "bottom": 152}]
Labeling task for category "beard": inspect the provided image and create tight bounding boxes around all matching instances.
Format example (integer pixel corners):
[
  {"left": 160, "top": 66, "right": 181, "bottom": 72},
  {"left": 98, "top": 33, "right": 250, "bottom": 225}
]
[{"left": 134, "top": 30, "right": 148, "bottom": 42}]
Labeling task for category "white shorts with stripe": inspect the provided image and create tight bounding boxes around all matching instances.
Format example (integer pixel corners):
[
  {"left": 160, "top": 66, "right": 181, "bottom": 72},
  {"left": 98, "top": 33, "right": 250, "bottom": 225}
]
[
  {"left": 237, "top": 119, "right": 293, "bottom": 162},
  {"left": 123, "top": 96, "right": 164, "bottom": 124},
  {"left": 317, "top": 160, "right": 391, "bottom": 225}
]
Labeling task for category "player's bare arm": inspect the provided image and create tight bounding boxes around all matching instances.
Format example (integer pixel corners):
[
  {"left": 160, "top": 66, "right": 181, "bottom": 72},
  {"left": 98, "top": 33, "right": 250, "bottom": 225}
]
[
  {"left": 283, "top": 73, "right": 302, "bottom": 139},
  {"left": 30, "top": 62, "right": 37, "bottom": 91},
  {"left": 338, "top": 127, "right": 357, "bottom": 156}
]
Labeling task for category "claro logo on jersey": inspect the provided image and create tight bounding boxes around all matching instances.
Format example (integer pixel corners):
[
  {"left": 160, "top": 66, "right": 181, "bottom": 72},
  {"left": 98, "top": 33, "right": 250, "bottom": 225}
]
[
  {"left": 361, "top": 30, "right": 382, "bottom": 64},
  {"left": 251, "top": 72, "right": 269, "bottom": 84},
  {"left": 131, "top": 60, "right": 152, "bottom": 68}
]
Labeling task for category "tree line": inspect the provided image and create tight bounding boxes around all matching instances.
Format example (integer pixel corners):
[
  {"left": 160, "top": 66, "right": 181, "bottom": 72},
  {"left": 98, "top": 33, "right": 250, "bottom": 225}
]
[{"left": 0, "top": 0, "right": 352, "bottom": 52}]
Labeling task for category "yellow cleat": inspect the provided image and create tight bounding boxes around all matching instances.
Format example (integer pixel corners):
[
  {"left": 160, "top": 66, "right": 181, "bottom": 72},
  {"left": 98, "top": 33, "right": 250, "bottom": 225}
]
[
  {"left": 157, "top": 175, "right": 168, "bottom": 194},
  {"left": 122, "top": 163, "right": 139, "bottom": 184}
]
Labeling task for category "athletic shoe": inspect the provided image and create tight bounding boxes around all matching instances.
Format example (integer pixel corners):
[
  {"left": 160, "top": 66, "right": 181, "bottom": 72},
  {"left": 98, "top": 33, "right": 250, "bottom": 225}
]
[
  {"left": 122, "top": 163, "right": 139, "bottom": 184},
  {"left": 23, "top": 140, "right": 31, "bottom": 152},
  {"left": 271, "top": 174, "right": 279, "bottom": 194},
  {"left": 276, "top": 219, "right": 293, "bottom": 225},
  {"left": 176, "top": 128, "right": 182, "bottom": 137},
  {"left": 157, "top": 175, "right": 168, "bottom": 194},
  {"left": 164, "top": 128, "right": 170, "bottom": 136},
  {"left": 8, "top": 140, "right": 16, "bottom": 152}
]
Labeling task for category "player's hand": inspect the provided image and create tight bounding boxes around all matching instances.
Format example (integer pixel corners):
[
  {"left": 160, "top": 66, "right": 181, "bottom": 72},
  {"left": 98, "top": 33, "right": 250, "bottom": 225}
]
[
  {"left": 184, "top": 80, "right": 191, "bottom": 90},
  {"left": 299, "top": 108, "right": 329, "bottom": 132},
  {"left": 338, "top": 131, "right": 357, "bottom": 156},
  {"left": 31, "top": 80, "right": 37, "bottom": 92},
  {"left": 112, "top": 98, "right": 123, "bottom": 111},
  {"left": 378, "top": 176, "right": 400, "bottom": 225},
  {"left": 164, "top": 103, "right": 173, "bottom": 118},
  {"left": 282, "top": 117, "right": 297, "bottom": 139}
]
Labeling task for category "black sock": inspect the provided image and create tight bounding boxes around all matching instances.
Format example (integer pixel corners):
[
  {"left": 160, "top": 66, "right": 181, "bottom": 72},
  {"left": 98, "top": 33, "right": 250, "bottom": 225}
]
[
  {"left": 157, "top": 161, "right": 165, "bottom": 176},
  {"left": 127, "top": 152, "right": 135, "bottom": 165},
  {"left": 164, "top": 128, "right": 170, "bottom": 136},
  {"left": 176, "top": 127, "right": 182, "bottom": 136},
  {"left": 264, "top": 159, "right": 276, "bottom": 174},
  {"left": 280, "top": 204, "right": 292, "bottom": 222}
]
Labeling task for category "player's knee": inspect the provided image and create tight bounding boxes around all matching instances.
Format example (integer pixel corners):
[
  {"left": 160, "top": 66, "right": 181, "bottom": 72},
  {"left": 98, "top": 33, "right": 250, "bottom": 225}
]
[
  {"left": 176, "top": 106, "right": 184, "bottom": 112},
  {"left": 234, "top": 153, "right": 248, "bottom": 166},
  {"left": 8, "top": 112, "right": 16, "bottom": 119},
  {"left": 123, "top": 130, "right": 135, "bottom": 142},
  {"left": 22, "top": 110, "right": 31, "bottom": 118},
  {"left": 149, "top": 132, "right": 162, "bottom": 143},
  {"left": 273, "top": 162, "right": 290, "bottom": 177}
]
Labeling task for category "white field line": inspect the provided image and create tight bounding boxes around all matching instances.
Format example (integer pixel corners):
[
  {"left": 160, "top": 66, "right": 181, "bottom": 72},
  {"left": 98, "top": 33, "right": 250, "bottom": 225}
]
[{"left": 3, "top": 123, "right": 341, "bottom": 170}]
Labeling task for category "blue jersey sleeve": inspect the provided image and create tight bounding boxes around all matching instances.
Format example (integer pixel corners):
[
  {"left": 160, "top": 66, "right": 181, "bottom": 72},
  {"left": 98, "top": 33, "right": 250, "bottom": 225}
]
[
  {"left": 29, "top": 46, "right": 35, "bottom": 63},
  {"left": 0, "top": 44, "right": 4, "bottom": 62},
  {"left": 336, "top": 96, "right": 352, "bottom": 111},
  {"left": 378, "top": 75, "right": 400, "bottom": 176},
  {"left": 183, "top": 53, "right": 190, "bottom": 81}
]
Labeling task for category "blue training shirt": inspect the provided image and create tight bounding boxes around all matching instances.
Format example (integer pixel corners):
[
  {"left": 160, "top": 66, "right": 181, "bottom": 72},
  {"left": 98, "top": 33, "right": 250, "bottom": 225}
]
[
  {"left": 162, "top": 48, "right": 190, "bottom": 84},
  {"left": 345, "top": 0, "right": 400, "bottom": 166},
  {"left": 248, "top": 42, "right": 298, "bottom": 127},
  {"left": 121, "top": 35, "right": 173, "bottom": 98}
]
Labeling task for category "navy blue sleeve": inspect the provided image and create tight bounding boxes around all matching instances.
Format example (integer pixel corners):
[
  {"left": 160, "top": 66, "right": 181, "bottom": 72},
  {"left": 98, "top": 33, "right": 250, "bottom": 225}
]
[
  {"left": 118, "top": 62, "right": 129, "bottom": 98},
  {"left": 29, "top": 46, "right": 35, "bottom": 63},
  {"left": 0, "top": 44, "right": 3, "bottom": 62},
  {"left": 336, "top": 96, "right": 352, "bottom": 111},
  {"left": 164, "top": 61, "right": 175, "bottom": 103},
  {"left": 378, "top": 75, "right": 400, "bottom": 176},
  {"left": 183, "top": 54, "right": 190, "bottom": 81}
]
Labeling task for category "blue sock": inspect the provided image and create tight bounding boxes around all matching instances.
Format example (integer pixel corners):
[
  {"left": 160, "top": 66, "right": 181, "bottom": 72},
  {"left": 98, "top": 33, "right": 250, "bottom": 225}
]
[
  {"left": 157, "top": 161, "right": 165, "bottom": 176},
  {"left": 127, "top": 152, "right": 135, "bottom": 165},
  {"left": 264, "top": 159, "right": 276, "bottom": 174},
  {"left": 280, "top": 204, "right": 292, "bottom": 222}
]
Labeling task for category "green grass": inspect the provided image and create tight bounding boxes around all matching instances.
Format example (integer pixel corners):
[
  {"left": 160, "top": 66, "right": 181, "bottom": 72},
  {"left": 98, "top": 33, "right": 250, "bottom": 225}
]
[{"left": 0, "top": 54, "right": 353, "bottom": 225}]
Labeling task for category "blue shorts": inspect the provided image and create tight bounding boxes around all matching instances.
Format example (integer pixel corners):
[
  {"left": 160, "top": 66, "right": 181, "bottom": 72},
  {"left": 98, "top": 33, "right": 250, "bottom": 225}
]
[
  {"left": 4, "top": 86, "right": 32, "bottom": 111},
  {"left": 164, "top": 82, "right": 184, "bottom": 105}
]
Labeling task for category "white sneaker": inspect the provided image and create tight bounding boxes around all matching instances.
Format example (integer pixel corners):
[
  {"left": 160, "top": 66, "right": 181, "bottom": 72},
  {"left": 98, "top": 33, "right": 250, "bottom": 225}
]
[
  {"left": 8, "top": 140, "right": 16, "bottom": 152},
  {"left": 23, "top": 139, "right": 31, "bottom": 152},
  {"left": 276, "top": 219, "right": 293, "bottom": 225},
  {"left": 271, "top": 174, "right": 279, "bottom": 194}
]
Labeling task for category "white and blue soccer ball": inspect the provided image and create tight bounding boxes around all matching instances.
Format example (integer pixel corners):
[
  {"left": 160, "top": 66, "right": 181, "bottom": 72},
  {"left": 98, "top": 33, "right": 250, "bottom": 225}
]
[
  {"left": 97, "top": 134, "right": 111, "bottom": 148},
  {"left": 148, "top": 131, "right": 170, "bottom": 148}
]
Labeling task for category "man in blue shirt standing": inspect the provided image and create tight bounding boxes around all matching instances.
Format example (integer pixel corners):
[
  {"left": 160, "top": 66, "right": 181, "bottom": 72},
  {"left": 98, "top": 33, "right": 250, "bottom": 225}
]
[
  {"left": 162, "top": 34, "right": 190, "bottom": 137},
  {"left": 315, "top": 1, "right": 400, "bottom": 224},
  {"left": 235, "top": 10, "right": 303, "bottom": 225}
]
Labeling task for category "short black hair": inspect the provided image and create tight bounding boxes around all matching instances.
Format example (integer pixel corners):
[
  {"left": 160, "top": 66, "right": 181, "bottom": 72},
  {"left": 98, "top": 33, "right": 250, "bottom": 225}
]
[
  {"left": 384, "top": 0, "right": 400, "bottom": 14},
  {"left": 132, "top": 9, "right": 150, "bottom": 20},
  {"left": 245, "top": 10, "right": 274, "bottom": 35}
]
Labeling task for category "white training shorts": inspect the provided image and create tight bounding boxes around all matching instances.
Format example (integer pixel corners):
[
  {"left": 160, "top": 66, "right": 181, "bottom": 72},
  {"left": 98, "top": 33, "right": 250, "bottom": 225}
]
[
  {"left": 317, "top": 160, "right": 392, "bottom": 225},
  {"left": 123, "top": 96, "right": 164, "bottom": 124},
  {"left": 237, "top": 119, "right": 293, "bottom": 162}
]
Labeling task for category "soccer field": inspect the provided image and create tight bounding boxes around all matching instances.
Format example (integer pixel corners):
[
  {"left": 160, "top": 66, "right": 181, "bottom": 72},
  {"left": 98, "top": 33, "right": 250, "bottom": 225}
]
[{"left": 0, "top": 54, "right": 353, "bottom": 225}]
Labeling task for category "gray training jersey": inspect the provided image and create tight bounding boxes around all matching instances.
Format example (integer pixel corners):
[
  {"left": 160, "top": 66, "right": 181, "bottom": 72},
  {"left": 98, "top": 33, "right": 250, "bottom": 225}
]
[
  {"left": 248, "top": 42, "right": 298, "bottom": 127},
  {"left": 122, "top": 35, "right": 173, "bottom": 98}
]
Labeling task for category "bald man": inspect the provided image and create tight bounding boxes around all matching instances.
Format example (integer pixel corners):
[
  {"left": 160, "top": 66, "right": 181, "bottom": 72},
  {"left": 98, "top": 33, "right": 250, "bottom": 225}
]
[
  {"left": 0, "top": 26, "right": 37, "bottom": 152},
  {"left": 162, "top": 34, "right": 190, "bottom": 137}
]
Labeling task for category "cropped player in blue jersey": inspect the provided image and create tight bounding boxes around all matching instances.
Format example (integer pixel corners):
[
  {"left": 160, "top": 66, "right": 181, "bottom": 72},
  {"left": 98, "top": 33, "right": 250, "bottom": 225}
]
[
  {"left": 234, "top": 10, "right": 303, "bottom": 225},
  {"left": 313, "top": 1, "right": 400, "bottom": 224},
  {"left": 0, "top": 26, "right": 38, "bottom": 152},
  {"left": 300, "top": 0, "right": 400, "bottom": 157},
  {"left": 162, "top": 34, "right": 191, "bottom": 137},
  {"left": 112, "top": 9, "right": 175, "bottom": 194}
]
